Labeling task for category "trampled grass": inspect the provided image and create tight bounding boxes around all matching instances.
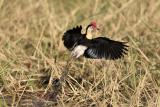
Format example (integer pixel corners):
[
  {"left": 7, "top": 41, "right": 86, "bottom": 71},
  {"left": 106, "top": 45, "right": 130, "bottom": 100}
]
[{"left": 0, "top": 0, "right": 160, "bottom": 106}]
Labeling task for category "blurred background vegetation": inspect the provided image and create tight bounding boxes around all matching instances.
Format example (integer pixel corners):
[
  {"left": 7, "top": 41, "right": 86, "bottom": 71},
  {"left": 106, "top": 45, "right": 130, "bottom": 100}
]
[{"left": 0, "top": 0, "right": 160, "bottom": 106}]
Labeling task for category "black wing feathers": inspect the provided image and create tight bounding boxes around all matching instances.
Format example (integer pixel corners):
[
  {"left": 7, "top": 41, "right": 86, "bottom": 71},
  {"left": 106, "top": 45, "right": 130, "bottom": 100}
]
[
  {"left": 84, "top": 37, "right": 128, "bottom": 60},
  {"left": 62, "top": 26, "right": 83, "bottom": 50}
]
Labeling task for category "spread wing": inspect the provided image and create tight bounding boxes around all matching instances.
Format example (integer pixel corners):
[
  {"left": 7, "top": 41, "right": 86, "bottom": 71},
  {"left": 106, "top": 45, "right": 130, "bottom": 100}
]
[
  {"left": 84, "top": 37, "right": 128, "bottom": 60},
  {"left": 62, "top": 26, "right": 84, "bottom": 50}
]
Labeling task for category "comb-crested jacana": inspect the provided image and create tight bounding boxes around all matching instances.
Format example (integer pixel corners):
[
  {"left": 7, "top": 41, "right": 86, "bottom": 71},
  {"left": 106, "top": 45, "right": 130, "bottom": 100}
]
[{"left": 62, "top": 21, "right": 128, "bottom": 60}]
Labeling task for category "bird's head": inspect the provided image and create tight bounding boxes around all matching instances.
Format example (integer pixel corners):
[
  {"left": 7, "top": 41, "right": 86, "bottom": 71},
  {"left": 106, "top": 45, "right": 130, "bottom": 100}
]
[{"left": 86, "top": 21, "right": 99, "bottom": 39}]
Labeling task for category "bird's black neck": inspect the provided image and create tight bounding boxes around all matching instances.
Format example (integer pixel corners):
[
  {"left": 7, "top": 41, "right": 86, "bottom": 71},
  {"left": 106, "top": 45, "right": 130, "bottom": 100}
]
[{"left": 85, "top": 24, "right": 91, "bottom": 35}]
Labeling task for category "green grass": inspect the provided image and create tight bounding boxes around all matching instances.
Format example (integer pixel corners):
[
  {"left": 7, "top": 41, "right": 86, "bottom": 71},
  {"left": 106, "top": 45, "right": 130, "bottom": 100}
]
[{"left": 0, "top": 0, "right": 160, "bottom": 106}]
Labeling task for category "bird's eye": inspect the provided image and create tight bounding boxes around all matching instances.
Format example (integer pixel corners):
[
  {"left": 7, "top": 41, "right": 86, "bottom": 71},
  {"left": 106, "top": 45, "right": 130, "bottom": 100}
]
[{"left": 91, "top": 26, "right": 94, "bottom": 30}]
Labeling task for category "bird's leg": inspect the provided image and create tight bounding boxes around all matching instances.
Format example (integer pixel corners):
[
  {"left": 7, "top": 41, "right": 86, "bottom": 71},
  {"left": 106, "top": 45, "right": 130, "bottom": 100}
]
[{"left": 71, "top": 45, "right": 87, "bottom": 58}]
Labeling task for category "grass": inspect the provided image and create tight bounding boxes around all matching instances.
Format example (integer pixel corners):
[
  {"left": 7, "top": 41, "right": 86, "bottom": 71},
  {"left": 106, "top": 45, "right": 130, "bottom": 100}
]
[{"left": 0, "top": 0, "right": 160, "bottom": 106}]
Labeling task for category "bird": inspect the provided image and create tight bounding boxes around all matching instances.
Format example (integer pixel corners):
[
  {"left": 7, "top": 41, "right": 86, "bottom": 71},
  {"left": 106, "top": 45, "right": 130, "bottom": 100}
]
[{"left": 62, "top": 21, "right": 128, "bottom": 60}]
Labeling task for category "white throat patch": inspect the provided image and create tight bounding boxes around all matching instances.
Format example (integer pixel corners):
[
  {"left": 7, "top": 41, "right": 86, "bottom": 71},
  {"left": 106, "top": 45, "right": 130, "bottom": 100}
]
[
  {"left": 86, "top": 33, "right": 92, "bottom": 39},
  {"left": 71, "top": 45, "right": 87, "bottom": 58}
]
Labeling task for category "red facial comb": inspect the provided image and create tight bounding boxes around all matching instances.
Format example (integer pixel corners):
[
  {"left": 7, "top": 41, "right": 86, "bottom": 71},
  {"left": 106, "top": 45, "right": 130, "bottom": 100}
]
[{"left": 90, "top": 21, "right": 97, "bottom": 28}]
